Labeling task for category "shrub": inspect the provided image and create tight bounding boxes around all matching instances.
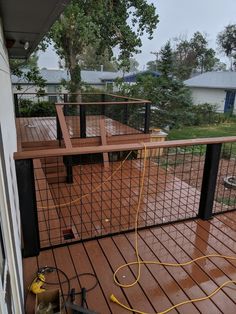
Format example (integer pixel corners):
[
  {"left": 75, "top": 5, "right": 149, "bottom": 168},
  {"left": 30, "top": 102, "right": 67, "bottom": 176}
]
[
  {"left": 19, "top": 99, "right": 56, "bottom": 117},
  {"left": 29, "top": 101, "right": 56, "bottom": 117},
  {"left": 190, "top": 103, "right": 220, "bottom": 125}
]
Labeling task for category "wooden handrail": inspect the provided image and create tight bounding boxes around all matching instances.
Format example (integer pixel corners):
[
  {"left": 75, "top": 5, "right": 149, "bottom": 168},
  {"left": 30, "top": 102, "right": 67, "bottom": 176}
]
[
  {"left": 57, "top": 100, "right": 150, "bottom": 106},
  {"left": 106, "top": 93, "right": 151, "bottom": 103},
  {"left": 14, "top": 92, "right": 151, "bottom": 103},
  {"left": 14, "top": 136, "right": 236, "bottom": 160},
  {"left": 56, "top": 105, "right": 72, "bottom": 149}
]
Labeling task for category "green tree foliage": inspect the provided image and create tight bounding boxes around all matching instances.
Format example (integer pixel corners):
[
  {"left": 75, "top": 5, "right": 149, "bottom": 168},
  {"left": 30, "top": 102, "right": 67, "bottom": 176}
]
[
  {"left": 114, "top": 57, "right": 140, "bottom": 72},
  {"left": 80, "top": 46, "right": 118, "bottom": 71},
  {"left": 146, "top": 60, "right": 157, "bottom": 71},
  {"left": 173, "top": 32, "right": 218, "bottom": 79},
  {"left": 118, "top": 42, "right": 193, "bottom": 128},
  {"left": 10, "top": 54, "right": 46, "bottom": 93},
  {"left": 156, "top": 41, "right": 173, "bottom": 77},
  {"left": 147, "top": 33, "right": 219, "bottom": 80},
  {"left": 45, "top": 0, "right": 158, "bottom": 99},
  {"left": 217, "top": 24, "right": 236, "bottom": 70}
]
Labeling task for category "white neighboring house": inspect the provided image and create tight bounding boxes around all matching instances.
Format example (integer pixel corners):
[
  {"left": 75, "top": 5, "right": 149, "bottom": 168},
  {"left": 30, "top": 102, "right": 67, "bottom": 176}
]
[
  {"left": 12, "top": 69, "right": 161, "bottom": 98},
  {"left": 184, "top": 72, "right": 236, "bottom": 113},
  {"left": 12, "top": 68, "right": 120, "bottom": 99}
]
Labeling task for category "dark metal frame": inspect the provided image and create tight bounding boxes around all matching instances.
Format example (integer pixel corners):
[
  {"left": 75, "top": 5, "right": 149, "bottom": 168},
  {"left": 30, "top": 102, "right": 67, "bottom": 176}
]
[
  {"left": 15, "top": 159, "right": 40, "bottom": 257},
  {"left": 14, "top": 137, "right": 236, "bottom": 255}
]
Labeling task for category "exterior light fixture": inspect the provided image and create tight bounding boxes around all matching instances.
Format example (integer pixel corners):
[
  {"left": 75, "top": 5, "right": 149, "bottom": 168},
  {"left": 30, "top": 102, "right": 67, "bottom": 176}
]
[
  {"left": 19, "top": 40, "right": 30, "bottom": 50},
  {"left": 24, "top": 41, "right": 29, "bottom": 50}
]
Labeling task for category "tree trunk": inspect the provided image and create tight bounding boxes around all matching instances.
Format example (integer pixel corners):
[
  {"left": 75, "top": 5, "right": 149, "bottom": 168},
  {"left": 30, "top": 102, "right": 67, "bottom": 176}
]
[{"left": 68, "top": 52, "right": 82, "bottom": 103}]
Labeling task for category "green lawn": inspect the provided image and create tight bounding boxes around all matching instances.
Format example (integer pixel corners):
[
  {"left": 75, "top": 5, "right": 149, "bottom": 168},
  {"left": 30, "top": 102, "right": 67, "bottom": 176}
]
[{"left": 167, "top": 122, "right": 236, "bottom": 140}]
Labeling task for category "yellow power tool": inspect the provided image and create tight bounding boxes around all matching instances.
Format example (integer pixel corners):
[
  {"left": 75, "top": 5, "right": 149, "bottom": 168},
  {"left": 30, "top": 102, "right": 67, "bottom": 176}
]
[
  {"left": 29, "top": 273, "right": 46, "bottom": 294},
  {"left": 29, "top": 266, "right": 55, "bottom": 294}
]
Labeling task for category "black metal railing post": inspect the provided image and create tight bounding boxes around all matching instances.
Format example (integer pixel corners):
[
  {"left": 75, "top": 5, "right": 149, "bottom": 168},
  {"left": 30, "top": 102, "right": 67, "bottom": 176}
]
[
  {"left": 15, "top": 159, "right": 40, "bottom": 257},
  {"left": 144, "top": 103, "right": 151, "bottom": 133},
  {"left": 63, "top": 156, "right": 73, "bottom": 183},
  {"left": 123, "top": 102, "right": 128, "bottom": 125},
  {"left": 198, "top": 143, "right": 222, "bottom": 220},
  {"left": 80, "top": 104, "right": 86, "bottom": 138},
  {"left": 14, "top": 94, "right": 20, "bottom": 117},
  {"left": 56, "top": 114, "right": 62, "bottom": 147},
  {"left": 63, "top": 94, "right": 68, "bottom": 116},
  {"left": 101, "top": 93, "right": 106, "bottom": 116}
]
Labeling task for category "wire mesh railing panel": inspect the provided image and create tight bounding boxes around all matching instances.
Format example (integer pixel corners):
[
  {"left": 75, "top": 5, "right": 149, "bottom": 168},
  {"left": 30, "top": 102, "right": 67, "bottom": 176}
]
[
  {"left": 63, "top": 105, "right": 81, "bottom": 138},
  {"left": 104, "top": 103, "right": 145, "bottom": 135},
  {"left": 63, "top": 103, "right": 146, "bottom": 140},
  {"left": 33, "top": 145, "right": 205, "bottom": 249},
  {"left": 15, "top": 93, "right": 63, "bottom": 143},
  {"left": 15, "top": 93, "right": 63, "bottom": 117},
  {"left": 213, "top": 143, "right": 236, "bottom": 214}
]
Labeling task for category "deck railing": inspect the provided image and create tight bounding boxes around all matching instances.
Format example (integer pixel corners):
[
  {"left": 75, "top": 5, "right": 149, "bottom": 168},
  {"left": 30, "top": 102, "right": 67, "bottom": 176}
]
[
  {"left": 14, "top": 93, "right": 151, "bottom": 143},
  {"left": 14, "top": 137, "right": 236, "bottom": 257}
]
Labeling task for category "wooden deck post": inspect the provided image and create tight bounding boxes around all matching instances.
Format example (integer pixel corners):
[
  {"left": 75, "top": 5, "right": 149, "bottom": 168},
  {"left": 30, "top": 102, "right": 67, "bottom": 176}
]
[
  {"left": 15, "top": 159, "right": 40, "bottom": 257},
  {"left": 198, "top": 143, "right": 222, "bottom": 220}
]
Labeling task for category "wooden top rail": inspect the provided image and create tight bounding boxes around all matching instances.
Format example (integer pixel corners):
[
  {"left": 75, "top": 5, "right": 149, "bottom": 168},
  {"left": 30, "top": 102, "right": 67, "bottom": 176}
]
[
  {"left": 14, "top": 92, "right": 151, "bottom": 103},
  {"left": 14, "top": 136, "right": 236, "bottom": 160},
  {"left": 105, "top": 93, "right": 151, "bottom": 103},
  {"left": 56, "top": 100, "right": 150, "bottom": 106},
  {"left": 56, "top": 105, "right": 72, "bottom": 149}
]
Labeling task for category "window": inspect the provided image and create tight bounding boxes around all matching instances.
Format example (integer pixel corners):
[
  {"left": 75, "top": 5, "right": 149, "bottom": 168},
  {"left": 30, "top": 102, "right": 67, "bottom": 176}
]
[{"left": 48, "top": 85, "right": 59, "bottom": 103}]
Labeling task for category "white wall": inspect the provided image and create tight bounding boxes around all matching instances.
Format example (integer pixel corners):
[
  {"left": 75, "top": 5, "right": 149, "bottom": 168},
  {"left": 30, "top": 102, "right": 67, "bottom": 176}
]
[
  {"left": 0, "top": 18, "right": 23, "bottom": 313},
  {"left": 190, "top": 87, "right": 226, "bottom": 111}
]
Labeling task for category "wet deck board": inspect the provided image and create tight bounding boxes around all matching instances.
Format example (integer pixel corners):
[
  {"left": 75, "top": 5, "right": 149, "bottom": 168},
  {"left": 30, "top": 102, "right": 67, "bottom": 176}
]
[
  {"left": 16, "top": 115, "right": 141, "bottom": 145},
  {"left": 23, "top": 212, "right": 236, "bottom": 313}
]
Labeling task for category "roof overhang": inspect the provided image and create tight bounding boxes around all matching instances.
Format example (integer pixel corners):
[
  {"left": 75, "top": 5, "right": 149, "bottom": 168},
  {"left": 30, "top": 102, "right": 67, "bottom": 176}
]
[{"left": 0, "top": 0, "right": 70, "bottom": 59}]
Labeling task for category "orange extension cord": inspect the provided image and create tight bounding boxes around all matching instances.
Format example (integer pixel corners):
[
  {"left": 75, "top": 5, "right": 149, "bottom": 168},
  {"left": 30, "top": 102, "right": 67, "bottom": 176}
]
[{"left": 110, "top": 143, "right": 236, "bottom": 314}]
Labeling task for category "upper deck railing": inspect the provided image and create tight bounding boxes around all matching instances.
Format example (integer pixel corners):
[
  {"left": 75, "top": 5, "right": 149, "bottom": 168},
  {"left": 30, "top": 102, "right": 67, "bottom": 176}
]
[{"left": 14, "top": 92, "right": 151, "bottom": 141}]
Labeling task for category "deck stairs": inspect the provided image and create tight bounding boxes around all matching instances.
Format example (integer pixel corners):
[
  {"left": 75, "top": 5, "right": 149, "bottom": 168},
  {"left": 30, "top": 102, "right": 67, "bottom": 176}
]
[{"left": 40, "top": 156, "right": 67, "bottom": 184}]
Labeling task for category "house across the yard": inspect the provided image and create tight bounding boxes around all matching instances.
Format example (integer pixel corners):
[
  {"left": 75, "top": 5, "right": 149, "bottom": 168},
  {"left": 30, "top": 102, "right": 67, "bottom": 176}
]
[
  {"left": 11, "top": 68, "right": 119, "bottom": 94},
  {"left": 12, "top": 69, "right": 161, "bottom": 96},
  {"left": 184, "top": 71, "right": 236, "bottom": 113}
]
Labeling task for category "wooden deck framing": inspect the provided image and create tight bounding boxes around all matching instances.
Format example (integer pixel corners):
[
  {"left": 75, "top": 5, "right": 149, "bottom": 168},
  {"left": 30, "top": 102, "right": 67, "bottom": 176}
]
[{"left": 24, "top": 212, "right": 236, "bottom": 313}]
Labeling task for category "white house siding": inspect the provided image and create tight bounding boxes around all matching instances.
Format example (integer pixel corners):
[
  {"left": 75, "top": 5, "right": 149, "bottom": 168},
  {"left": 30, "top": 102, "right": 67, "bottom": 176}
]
[
  {"left": 190, "top": 87, "right": 227, "bottom": 111},
  {"left": 0, "top": 18, "right": 23, "bottom": 312}
]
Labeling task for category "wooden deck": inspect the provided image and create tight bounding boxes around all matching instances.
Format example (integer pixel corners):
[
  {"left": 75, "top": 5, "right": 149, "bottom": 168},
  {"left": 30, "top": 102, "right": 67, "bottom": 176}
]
[
  {"left": 23, "top": 211, "right": 236, "bottom": 314},
  {"left": 16, "top": 115, "right": 142, "bottom": 147}
]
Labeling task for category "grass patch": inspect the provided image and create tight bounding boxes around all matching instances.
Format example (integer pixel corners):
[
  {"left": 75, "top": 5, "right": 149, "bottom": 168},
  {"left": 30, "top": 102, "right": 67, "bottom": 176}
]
[
  {"left": 167, "top": 122, "right": 236, "bottom": 157},
  {"left": 216, "top": 196, "right": 236, "bottom": 207},
  {"left": 167, "top": 122, "right": 236, "bottom": 141}
]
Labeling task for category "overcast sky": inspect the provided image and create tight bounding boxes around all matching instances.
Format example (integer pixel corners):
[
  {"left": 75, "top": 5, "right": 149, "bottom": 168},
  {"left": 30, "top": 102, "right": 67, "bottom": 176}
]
[{"left": 38, "top": 0, "right": 236, "bottom": 70}]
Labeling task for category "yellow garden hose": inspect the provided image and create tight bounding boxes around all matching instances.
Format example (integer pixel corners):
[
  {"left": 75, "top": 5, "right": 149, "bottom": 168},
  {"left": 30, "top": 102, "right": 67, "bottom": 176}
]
[{"left": 110, "top": 143, "right": 236, "bottom": 314}]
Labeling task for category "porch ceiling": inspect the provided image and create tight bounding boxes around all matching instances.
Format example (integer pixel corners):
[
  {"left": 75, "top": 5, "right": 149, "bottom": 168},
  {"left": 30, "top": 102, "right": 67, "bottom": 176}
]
[{"left": 0, "top": 0, "right": 70, "bottom": 58}]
